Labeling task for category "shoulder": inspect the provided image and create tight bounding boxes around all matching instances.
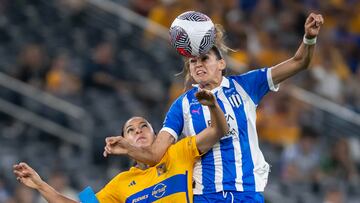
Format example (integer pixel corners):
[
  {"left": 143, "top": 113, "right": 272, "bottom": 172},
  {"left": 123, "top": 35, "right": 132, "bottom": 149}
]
[
  {"left": 179, "top": 88, "right": 197, "bottom": 99},
  {"left": 169, "top": 87, "right": 197, "bottom": 108},
  {"left": 228, "top": 68, "right": 268, "bottom": 81},
  {"left": 168, "top": 137, "right": 195, "bottom": 153},
  {"left": 108, "top": 168, "right": 136, "bottom": 183}
]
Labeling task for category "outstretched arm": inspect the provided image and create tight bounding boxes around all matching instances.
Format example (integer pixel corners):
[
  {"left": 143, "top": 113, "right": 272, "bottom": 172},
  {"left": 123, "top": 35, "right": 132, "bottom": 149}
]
[
  {"left": 13, "top": 162, "right": 78, "bottom": 203},
  {"left": 103, "top": 90, "right": 228, "bottom": 163},
  {"left": 104, "top": 131, "right": 175, "bottom": 166},
  {"left": 194, "top": 90, "right": 229, "bottom": 154},
  {"left": 271, "top": 13, "right": 324, "bottom": 85}
]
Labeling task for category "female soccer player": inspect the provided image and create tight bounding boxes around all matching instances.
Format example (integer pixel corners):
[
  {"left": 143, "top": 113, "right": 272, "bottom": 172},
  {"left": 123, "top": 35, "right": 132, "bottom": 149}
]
[
  {"left": 13, "top": 89, "right": 228, "bottom": 203},
  {"left": 108, "top": 13, "right": 324, "bottom": 202}
]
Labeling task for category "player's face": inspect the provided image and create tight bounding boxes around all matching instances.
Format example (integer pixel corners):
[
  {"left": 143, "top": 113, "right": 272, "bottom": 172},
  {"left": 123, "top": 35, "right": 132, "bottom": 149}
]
[
  {"left": 123, "top": 117, "right": 155, "bottom": 148},
  {"left": 188, "top": 50, "right": 225, "bottom": 88}
]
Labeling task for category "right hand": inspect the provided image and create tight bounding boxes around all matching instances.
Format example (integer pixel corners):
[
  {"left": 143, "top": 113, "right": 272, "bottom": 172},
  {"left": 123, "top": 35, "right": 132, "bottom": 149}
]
[
  {"left": 103, "top": 136, "right": 129, "bottom": 157},
  {"left": 195, "top": 89, "right": 217, "bottom": 107},
  {"left": 304, "top": 13, "right": 324, "bottom": 39},
  {"left": 13, "top": 162, "right": 44, "bottom": 189}
]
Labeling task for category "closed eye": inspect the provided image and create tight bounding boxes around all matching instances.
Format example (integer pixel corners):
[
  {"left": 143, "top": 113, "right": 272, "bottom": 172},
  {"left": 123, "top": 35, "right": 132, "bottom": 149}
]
[
  {"left": 200, "top": 55, "right": 209, "bottom": 61},
  {"left": 127, "top": 128, "right": 134, "bottom": 134},
  {"left": 190, "top": 58, "right": 197, "bottom": 64}
]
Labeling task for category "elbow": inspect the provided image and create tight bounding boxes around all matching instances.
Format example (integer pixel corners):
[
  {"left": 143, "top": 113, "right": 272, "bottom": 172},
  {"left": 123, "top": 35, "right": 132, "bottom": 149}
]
[
  {"left": 216, "top": 125, "right": 229, "bottom": 137},
  {"left": 222, "top": 125, "right": 229, "bottom": 136}
]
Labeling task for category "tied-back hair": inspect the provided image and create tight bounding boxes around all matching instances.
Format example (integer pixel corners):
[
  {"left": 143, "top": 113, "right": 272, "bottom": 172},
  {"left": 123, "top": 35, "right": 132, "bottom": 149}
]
[{"left": 175, "top": 24, "right": 234, "bottom": 91}]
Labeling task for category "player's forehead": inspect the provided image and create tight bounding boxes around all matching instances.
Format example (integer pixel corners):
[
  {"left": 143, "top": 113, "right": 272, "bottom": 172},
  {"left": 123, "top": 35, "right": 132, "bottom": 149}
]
[
  {"left": 124, "top": 117, "right": 149, "bottom": 128},
  {"left": 188, "top": 50, "right": 216, "bottom": 60}
]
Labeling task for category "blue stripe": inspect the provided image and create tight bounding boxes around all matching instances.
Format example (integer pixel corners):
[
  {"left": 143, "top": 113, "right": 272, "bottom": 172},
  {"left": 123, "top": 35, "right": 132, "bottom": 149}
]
[
  {"left": 225, "top": 80, "right": 255, "bottom": 191},
  {"left": 163, "top": 94, "right": 185, "bottom": 136},
  {"left": 185, "top": 171, "right": 190, "bottom": 203},
  {"left": 187, "top": 90, "right": 215, "bottom": 193},
  {"left": 215, "top": 93, "right": 237, "bottom": 191},
  {"left": 125, "top": 173, "right": 188, "bottom": 203},
  {"left": 79, "top": 186, "right": 99, "bottom": 203}
]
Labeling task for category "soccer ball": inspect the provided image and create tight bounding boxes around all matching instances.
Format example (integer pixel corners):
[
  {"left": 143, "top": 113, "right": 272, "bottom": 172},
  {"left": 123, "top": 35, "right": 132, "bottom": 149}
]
[{"left": 169, "top": 11, "right": 215, "bottom": 57}]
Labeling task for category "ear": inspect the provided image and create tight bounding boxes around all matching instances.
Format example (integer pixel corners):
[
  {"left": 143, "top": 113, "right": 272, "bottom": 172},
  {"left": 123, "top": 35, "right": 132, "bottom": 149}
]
[{"left": 218, "top": 59, "right": 226, "bottom": 71}]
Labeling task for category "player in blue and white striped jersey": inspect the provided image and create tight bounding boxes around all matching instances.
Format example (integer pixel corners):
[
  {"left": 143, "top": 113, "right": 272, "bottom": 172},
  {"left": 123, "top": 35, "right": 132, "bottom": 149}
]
[{"left": 108, "top": 13, "right": 324, "bottom": 202}]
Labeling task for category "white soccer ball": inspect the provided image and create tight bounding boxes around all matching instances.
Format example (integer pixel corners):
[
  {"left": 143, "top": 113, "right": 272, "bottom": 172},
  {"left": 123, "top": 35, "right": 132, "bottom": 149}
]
[{"left": 169, "top": 11, "right": 216, "bottom": 57}]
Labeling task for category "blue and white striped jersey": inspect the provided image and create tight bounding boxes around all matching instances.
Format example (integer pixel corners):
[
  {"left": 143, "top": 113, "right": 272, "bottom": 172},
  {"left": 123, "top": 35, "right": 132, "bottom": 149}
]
[{"left": 161, "top": 68, "right": 279, "bottom": 194}]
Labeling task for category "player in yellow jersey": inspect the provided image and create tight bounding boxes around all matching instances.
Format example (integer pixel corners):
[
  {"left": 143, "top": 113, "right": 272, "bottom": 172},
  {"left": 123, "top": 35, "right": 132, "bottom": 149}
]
[{"left": 13, "top": 89, "right": 228, "bottom": 203}]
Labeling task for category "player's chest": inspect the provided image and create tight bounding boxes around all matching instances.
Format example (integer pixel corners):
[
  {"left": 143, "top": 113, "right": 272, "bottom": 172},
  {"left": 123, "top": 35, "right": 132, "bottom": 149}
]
[
  {"left": 185, "top": 90, "right": 250, "bottom": 126},
  {"left": 123, "top": 164, "right": 189, "bottom": 203}
]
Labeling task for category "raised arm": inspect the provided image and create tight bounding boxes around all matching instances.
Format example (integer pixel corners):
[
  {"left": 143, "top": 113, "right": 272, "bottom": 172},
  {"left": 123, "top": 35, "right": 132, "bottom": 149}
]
[
  {"left": 104, "top": 131, "right": 175, "bottom": 166},
  {"left": 194, "top": 90, "right": 229, "bottom": 154},
  {"left": 13, "top": 162, "right": 78, "bottom": 203},
  {"left": 271, "top": 13, "right": 324, "bottom": 85}
]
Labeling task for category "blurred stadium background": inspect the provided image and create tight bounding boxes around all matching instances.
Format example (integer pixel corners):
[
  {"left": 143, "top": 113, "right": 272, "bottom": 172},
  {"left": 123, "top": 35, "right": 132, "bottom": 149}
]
[{"left": 0, "top": 0, "right": 359, "bottom": 202}]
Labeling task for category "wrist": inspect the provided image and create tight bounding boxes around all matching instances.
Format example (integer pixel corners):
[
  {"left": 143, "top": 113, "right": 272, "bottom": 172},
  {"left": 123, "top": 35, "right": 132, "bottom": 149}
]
[
  {"left": 207, "top": 103, "right": 218, "bottom": 109},
  {"left": 37, "top": 180, "right": 49, "bottom": 191},
  {"left": 303, "top": 35, "right": 317, "bottom": 45}
]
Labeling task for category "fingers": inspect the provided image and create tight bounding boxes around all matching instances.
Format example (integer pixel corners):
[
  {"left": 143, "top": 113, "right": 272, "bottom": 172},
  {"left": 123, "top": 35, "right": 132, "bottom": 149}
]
[
  {"left": 14, "top": 168, "right": 30, "bottom": 180},
  {"left": 317, "top": 15, "right": 324, "bottom": 26},
  {"left": 13, "top": 162, "right": 32, "bottom": 178},
  {"left": 103, "top": 149, "right": 108, "bottom": 157},
  {"left": 105, "top": 136, "right": 123, "bottom": 145},
  {"left": 103, "top": 145, "right": 112, "bottom": 157},
  {"left": 14, "top": 170, "right": 26, "bottom": 178},
  {"left": 195, "top": 89, "right": 211, "bottom": 98},
  {"left": 305, "top": 20, "right": 316, "bottom": 29},
  {"left": 306, "top": 13, "right": 324, "bottom": 27},
  {"left": 305, "top": 14, "right": 314, "bottom": 25},
  {"left": 105, "top": 137, "right": 116, "bottom": 144},
  {"left": 19, "top": 162, "right": 32, "bottom": 171}
]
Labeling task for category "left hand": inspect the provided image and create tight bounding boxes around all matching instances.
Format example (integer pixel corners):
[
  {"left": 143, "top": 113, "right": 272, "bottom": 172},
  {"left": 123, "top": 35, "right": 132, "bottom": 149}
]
[
  {"left": 304, "top": 13, "right": 324, "bottom": 38},
  {"left": 103, "top": 136, "right": 129, "bottom": 157},
  {"left": 195, "top": 89, "right": 217, "bottom": 107},
  {"left": 13, "top": 162, "right": 44, "bottom": 190}
]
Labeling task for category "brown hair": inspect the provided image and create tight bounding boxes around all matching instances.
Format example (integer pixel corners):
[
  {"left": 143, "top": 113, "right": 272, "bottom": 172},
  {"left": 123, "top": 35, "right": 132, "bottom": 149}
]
[
  {"left": 120, "top": 117, "right": 156, "bottom": 137},
  {"left": 177, "top": 24, "right": 233, "bottom": 91}
]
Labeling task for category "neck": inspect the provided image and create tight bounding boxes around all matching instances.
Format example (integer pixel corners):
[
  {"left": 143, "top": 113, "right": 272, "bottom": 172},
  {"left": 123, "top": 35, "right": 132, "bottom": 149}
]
[{"left": 199, "top": 76, "right": 223, "bottom": 90}]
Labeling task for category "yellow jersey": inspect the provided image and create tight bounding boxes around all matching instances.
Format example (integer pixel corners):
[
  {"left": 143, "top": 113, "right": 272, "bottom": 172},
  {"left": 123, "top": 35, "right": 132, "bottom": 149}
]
[{"left": 89, "top": 136, "right": 200, "bottom": 203}]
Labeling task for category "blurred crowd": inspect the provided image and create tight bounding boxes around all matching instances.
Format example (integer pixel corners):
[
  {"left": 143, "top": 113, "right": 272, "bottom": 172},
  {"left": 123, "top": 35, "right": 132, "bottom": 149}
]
[{"left": 0, "top": 0, "right": 359, "bottom": 202}]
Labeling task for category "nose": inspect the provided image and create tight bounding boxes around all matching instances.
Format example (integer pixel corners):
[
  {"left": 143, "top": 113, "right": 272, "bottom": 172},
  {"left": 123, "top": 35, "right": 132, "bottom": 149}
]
[
  {"left": 194, "top": 59, "right": 203, "bottom": 67},
  {"left": 135, "top": 127, "right": 142, "bottom": 134}
]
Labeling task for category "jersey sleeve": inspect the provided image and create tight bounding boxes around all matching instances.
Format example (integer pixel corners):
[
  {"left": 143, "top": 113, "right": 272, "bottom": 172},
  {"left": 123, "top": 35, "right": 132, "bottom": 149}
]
[
  {"left": 231, "top": 67, "right": 279, "bottom": 105},
  {"left": 160, "top": 95, "right": 185, "bottom": 141},
  {"left": 95, "top": 174, "right": 124, "bottom": 203},
  {"left": 79, "top": 187, "right": 99, "bottom": 203},
  {"left": 170, "top": 136, "right": 200, "bottom": 164}
]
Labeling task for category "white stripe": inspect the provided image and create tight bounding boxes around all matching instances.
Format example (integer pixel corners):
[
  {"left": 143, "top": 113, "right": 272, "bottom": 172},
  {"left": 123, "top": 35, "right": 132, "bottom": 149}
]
[
  {"left": 231, "top": 96, "right": 236, "bottom": 107},
  {"left": 159, "top": 127, "right": 178, "bottom": 141},
  {"left": 235, "top": 94, "right": 242, "bottom": 106},
  {"left": 183, "top": 96, "right": 204, "bottom": 194},
  {"left": 201, "top": 104, "right": 223, "bottom": 192},
  {"left": 218, "top": 89, "right": 244, "bottom": 191},
  {"left": 233, "top": 80, "right": 269, "bottom": 191},
  {"left": 213, "top": 142, "right": 223, "bottom": 192},
  {"left": 229, "top": 96, "right": 235, "bottom": 107},
  {"left": 182, "top": 97, "right": 196, "bottom": 137},
  {"left": 267, "top": 68, "right": 280, "bottom": 92},
  {"left": 193, "top": 159, "right": 203, "bottom": 194}
]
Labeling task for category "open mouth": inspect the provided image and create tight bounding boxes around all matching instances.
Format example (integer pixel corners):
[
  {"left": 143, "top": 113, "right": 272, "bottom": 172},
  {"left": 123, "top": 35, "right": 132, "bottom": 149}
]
[{"left": 196, "top": 70, "right": 206, "bottom": 76}]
